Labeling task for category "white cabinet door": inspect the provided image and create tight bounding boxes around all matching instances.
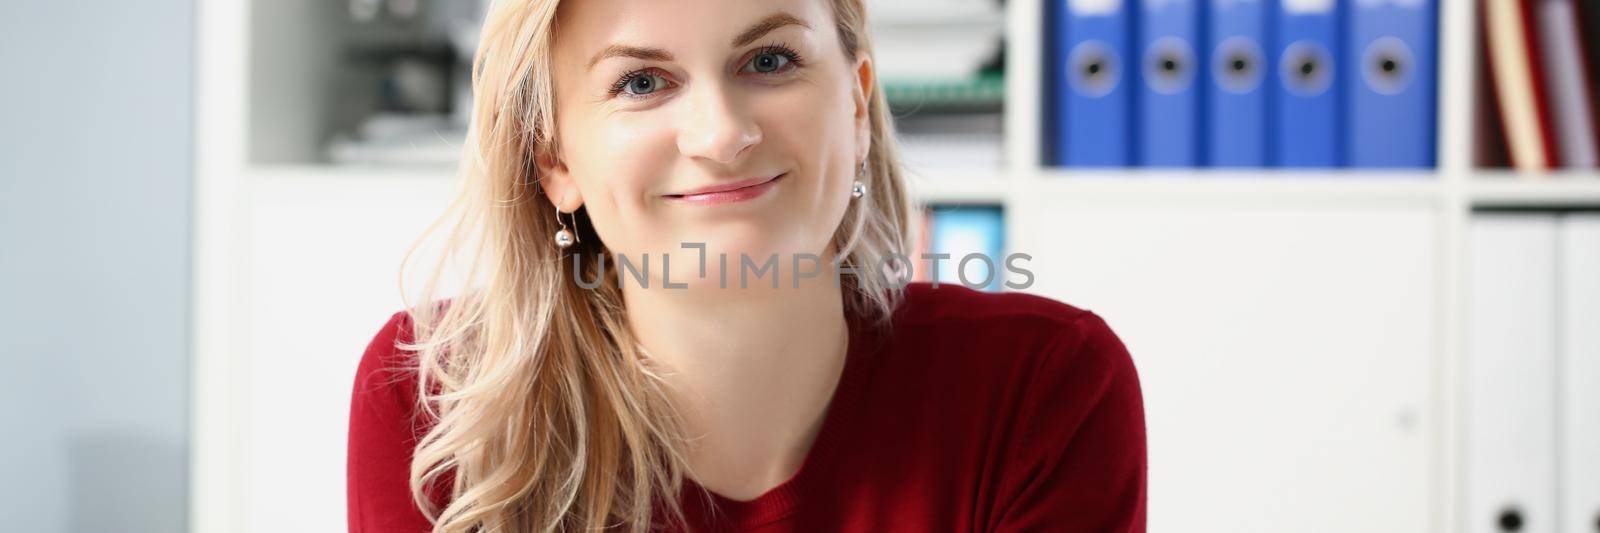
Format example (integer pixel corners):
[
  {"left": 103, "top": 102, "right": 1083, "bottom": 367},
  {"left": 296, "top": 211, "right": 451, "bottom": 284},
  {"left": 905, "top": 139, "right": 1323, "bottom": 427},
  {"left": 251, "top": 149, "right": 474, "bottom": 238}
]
[
  {"left": 1558, "top": 214, "right": 1600, "bottom": 533},
  {"left": 240, "top": 171, "right": 457, "bottom": 532},
  {"left": 1011, "top": 196, "right": 1436, "bottom": 533},
  {"left": 1465, "top": 214, "right": 1558, "bottom": 533}
]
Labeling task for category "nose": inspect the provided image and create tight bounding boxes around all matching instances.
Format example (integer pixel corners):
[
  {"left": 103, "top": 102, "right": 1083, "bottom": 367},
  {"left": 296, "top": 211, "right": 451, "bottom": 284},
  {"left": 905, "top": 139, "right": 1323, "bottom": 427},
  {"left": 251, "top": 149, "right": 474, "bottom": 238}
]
[{"left": 676, "top": 81, "right": 762, "bottom": 166}]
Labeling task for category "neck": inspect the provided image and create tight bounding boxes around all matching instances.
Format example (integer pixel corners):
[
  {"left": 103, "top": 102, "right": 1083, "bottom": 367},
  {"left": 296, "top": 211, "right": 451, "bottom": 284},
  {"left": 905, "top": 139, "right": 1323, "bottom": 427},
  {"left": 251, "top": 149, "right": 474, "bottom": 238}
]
[{"left": 620, "top": 270, "right": 851, "bottom": 496}]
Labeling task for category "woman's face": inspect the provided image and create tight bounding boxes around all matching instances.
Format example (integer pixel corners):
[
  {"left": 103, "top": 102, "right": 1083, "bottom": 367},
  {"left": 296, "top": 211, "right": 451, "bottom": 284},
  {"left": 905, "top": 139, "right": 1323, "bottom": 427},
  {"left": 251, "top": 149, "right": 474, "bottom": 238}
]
[{"left": 540, "top": 0, "right": 873, "bottom": 289}]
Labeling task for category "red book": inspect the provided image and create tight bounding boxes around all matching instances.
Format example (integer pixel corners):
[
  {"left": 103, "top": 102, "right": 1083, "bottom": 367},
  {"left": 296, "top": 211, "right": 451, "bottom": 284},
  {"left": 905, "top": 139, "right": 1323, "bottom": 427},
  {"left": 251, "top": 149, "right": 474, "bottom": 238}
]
[{"left": 1482, "top": 0, "right": 1554, "bottom": 170}]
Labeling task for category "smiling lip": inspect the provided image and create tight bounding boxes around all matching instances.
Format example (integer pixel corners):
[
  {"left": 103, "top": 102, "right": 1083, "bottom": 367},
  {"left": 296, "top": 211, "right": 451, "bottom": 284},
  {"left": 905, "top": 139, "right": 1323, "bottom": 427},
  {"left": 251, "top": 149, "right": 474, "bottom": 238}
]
[{"left": 664, "top": 173, "right": 784, "bottom": 204}]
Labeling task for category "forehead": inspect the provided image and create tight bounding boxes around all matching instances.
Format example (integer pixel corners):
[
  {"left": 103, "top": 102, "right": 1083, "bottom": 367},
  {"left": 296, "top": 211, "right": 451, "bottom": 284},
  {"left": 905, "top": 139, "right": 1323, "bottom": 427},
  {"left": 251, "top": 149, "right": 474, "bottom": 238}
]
[{"left": 552, "top": 0, "right": 835, "bottom": 59}]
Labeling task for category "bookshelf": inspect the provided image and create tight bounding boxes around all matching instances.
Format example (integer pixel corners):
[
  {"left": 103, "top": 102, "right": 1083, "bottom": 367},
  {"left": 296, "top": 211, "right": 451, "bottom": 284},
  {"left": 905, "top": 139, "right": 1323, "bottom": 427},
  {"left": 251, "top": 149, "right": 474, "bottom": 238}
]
[
  {"left": 192, "top": 0, "right": 1599, "bottom": 532},
  {"left": 1467, "top": 174, "right": 1600, "bottom": 208}
]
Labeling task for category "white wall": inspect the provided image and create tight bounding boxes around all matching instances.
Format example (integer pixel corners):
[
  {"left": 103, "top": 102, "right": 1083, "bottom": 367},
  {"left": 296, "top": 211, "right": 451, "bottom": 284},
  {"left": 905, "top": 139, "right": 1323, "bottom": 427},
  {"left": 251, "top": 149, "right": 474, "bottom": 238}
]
[{"left": 0, "top": 0, "right": 195, "bottom": 531}]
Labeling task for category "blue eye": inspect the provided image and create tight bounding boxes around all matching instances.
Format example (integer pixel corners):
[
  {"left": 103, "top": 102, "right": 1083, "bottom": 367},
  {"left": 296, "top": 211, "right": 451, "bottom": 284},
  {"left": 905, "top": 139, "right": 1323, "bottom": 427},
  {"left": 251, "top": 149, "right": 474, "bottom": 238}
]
[
  {"left": 749, "top": 52, "right": 788, "bottom": 73},
  {"left": 621, "top": 72, "right": 665, "bottom": 95},
  {"left": 609, "top": 68, "right": 675, "bottom": 99},
  {"left": 742, "top": 45, "right": 803, "bottom": 75}
]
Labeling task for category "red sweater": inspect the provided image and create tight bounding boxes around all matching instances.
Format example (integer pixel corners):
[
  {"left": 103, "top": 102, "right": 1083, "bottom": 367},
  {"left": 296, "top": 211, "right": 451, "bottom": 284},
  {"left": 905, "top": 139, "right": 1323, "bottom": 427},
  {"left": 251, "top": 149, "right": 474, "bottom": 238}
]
[{"left": 348, "top": 282, "right": 1147, "bottom": 532}]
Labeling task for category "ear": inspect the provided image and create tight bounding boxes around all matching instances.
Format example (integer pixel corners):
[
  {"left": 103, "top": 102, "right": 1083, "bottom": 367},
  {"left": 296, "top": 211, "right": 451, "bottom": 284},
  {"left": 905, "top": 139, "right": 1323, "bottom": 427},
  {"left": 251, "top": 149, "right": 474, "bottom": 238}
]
[
  {"left": 534, "top": 146, "right": 583, "bottom": 213},
  {"left": 850, "top": 51, "right": 874, "bottom": 166}
]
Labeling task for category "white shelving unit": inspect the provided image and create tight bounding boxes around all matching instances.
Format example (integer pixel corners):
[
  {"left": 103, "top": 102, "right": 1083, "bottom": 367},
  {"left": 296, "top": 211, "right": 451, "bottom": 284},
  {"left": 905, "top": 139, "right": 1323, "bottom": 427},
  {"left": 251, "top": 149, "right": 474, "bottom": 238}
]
[
  {"left": 191, "top": 0, "right": 1600, "bottom": 532},
  {"left": 1467, "top": 173, "right": 1600, "bottom": 207}
]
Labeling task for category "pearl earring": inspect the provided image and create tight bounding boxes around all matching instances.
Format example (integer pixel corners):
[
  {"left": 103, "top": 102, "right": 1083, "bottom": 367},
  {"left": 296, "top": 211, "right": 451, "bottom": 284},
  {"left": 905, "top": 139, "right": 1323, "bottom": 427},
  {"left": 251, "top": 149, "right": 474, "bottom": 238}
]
[
  {"left": 851, "top": 160, "right": 867, "bottom": 199},
  {"left": 553, "top": 209, "right": 578, "bottom": 249}
]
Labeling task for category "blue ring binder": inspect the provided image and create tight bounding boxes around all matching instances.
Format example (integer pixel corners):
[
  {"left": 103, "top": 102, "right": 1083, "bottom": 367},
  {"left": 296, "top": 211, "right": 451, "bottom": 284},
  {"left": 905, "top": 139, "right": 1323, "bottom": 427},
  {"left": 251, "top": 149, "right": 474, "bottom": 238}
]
[{"left": 1279, "top": 40, "right": 1334, "bottom": 97}]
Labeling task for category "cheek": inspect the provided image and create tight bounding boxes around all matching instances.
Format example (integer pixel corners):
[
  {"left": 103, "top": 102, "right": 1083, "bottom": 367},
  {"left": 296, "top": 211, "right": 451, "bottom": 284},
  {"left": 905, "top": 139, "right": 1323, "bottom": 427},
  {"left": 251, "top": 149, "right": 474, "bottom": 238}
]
[
  {"left": 756, "top": 79, "right": 861, "bottom": 250},
  {"left": 766, "top": 80, "right": 857, "bottom": 185},
  {"left": 567, "top": 113, "right": 679, "bottom": 252}
]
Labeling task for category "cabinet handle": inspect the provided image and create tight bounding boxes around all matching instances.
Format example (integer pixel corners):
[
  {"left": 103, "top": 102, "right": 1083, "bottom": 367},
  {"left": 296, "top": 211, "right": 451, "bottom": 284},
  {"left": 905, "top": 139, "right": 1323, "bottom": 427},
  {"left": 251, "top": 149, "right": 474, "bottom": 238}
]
[{"left": 1497, "top": 506, "right": 1523, "bottom": 532}]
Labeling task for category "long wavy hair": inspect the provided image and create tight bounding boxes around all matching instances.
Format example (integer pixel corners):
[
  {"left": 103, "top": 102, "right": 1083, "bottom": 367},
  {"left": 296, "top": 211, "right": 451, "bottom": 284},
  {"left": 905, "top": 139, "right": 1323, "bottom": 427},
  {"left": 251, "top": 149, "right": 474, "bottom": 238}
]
[{"left": 394, "top": 0, "right": 915, "bottom": 530}]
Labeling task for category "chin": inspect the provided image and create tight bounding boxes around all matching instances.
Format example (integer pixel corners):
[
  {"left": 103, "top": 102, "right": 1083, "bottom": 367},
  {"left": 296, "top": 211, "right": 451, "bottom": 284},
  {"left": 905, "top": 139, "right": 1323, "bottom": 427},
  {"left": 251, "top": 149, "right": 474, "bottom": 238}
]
[{"left": 628, "top": 235, "right": 820, "bottom": 291}]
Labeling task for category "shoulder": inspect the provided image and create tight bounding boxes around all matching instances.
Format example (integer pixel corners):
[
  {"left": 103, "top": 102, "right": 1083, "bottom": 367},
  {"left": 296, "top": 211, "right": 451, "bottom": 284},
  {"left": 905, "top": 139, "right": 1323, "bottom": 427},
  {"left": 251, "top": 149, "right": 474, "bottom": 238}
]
[
  {"left": 349, "top": 309, "right": 428, "bottom": 440},
  {"left": 352, "top": 310, "right": 420, "bottom": 403},
  {"left": 922, "top": 288, "right": 1145, "bottom": 530},
  {"left": 347, "top": 309, "right": 444, "bottom": 532},
  {"left": 898, "top": 281, "right": 1095, "bottom": 328},
  {"left": 891, "top": 282, "right": 1119, "bottom": 358},
  {"left": 872, "top": 283, "right": 1146, "bottom": 521},
  {"left": 352, "top": 299, "right": 456, "bottom": 407},
  {"left": 879, "top": 282, "right": 1140, "bottom": 415}
]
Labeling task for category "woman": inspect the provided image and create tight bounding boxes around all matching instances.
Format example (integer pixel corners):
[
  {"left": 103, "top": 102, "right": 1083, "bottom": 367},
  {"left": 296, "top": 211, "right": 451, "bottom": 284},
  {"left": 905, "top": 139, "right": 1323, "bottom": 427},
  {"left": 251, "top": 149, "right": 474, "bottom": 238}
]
[{"left": 346, "top": 0, "right": 1146, "bottom": 531}]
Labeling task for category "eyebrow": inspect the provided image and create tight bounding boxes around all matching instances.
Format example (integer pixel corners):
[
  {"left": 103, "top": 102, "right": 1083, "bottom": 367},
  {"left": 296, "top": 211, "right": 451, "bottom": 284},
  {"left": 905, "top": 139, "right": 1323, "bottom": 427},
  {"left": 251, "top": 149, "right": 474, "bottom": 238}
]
[{"left": 585, "top": 12, "right": 811, "bottom": 71}]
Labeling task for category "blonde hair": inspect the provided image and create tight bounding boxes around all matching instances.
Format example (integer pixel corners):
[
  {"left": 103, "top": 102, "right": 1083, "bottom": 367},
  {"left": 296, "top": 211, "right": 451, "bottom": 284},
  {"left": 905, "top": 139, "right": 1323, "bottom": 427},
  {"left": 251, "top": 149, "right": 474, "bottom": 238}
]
[{"left": 395, "top": 0, "right": 914, "bottom": 530}]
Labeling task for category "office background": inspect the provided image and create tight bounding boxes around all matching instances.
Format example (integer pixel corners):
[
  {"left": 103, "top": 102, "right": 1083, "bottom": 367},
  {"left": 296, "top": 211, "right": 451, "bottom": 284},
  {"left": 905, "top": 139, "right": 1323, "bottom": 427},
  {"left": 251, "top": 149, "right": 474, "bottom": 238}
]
[
  {"left": 0, "top": 1, "right": 193, "bottom": 532},
  {"left": 4, "top": 0, "right": 1599, "bottom": 532}
]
